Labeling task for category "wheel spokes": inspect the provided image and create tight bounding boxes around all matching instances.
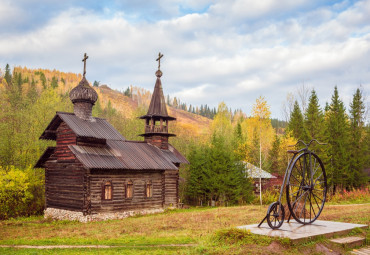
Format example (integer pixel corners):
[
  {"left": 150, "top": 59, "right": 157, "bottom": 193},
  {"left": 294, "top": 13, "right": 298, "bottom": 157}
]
[{"left": 287, "top": 152, "right": 327, "bottom": 224}]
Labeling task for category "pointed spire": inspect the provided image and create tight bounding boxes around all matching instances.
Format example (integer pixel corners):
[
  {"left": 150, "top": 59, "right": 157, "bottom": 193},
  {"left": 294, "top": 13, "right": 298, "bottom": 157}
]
[
  {"left": 139, "top": 53, "right": 176, "bottom": 150},
  {"left": 140, "top": 53, "right": 175, "bottom": 120}
]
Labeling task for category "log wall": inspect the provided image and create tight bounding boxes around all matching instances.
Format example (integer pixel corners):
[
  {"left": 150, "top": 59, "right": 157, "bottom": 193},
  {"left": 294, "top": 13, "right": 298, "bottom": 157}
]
[
  {"left": 163, "top": 170, "right": 179, "bottom": 207},
  {"left": 45, "top": 122, "right": 86, "bottom": 212},
  {"left": 89, "top": 170, "right": 164, "bottom": 213}
]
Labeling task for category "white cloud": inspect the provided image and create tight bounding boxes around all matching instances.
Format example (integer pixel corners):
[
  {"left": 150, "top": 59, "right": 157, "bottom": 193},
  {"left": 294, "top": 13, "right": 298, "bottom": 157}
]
[{"left": 0, "top": 0, "right": 369, "bottom": 119}]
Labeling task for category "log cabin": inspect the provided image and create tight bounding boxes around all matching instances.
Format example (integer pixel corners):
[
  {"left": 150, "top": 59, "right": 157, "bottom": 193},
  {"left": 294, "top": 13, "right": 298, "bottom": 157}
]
[{"left": 35, "top": 54, "right": 188, "bottom": 222}]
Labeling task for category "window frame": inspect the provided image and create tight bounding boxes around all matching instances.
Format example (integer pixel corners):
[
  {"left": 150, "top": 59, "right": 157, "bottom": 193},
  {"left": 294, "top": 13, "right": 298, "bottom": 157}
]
[
  {"left": 125, "top": 180, "right": 134, "bottom": 199},
  {"left": 145, "top": 180, "right": 153, "bottom": 198},
  {"left": 101, "top": 180, "right": 113, "bottom": 201}
]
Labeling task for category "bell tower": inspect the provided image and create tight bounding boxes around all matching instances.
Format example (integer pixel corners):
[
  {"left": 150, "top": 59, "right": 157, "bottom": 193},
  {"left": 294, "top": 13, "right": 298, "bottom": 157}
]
[{"left": 139, "top": 53, "right": 176, "bottom": 150}]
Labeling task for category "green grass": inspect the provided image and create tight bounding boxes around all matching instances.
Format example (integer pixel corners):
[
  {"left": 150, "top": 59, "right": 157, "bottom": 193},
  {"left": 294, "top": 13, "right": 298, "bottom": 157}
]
[
  {"left": 0, "top": 247, "right": 193, "bottom": 255},
  {"left": 1, "top": 204, "right": 369, "bottom": 254}
]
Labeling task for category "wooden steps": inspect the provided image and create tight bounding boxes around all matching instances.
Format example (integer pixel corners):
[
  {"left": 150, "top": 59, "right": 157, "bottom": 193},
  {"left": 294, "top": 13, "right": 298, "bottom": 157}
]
[
  {"left": 330, "top": 236, "right": 365, "bottom": 248},
  {"left": 350, "top": 246, "right": 370, "bottom": 255}
]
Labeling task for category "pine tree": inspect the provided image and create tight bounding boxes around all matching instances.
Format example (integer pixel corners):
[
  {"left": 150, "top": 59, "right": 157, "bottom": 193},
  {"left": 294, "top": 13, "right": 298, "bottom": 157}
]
[
  {"left": 304, "top": 89, "right": 325, "bottom": 153},
  {"left": 348, "top": 88, "right": 368, "bottom": 187},
  {"left": 50, "top": 76, "right": 58, "bottom": 89},
  {"left": 93, "top": 80, "right": 100, "bottom": 87},
  {"left": 288, "top": 100, "right": 307, "bottom": 141},
  {"left": 4, "top": 64, "right": 12, "bottom": 86},
  {"left": 325, "top": 86, "right": 350, "bottom": 192}
]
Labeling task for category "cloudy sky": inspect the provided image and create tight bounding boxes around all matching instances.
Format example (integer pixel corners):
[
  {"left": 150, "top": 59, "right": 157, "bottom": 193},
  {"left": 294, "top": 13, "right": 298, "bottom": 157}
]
[{"left": 0, "top": 0, "right": 369, "bottom": 119}]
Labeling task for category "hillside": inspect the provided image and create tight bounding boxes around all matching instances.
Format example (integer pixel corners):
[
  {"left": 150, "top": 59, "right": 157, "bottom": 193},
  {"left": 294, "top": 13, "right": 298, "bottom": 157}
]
[
  {"left": 11, "top": 66, "right": 212, "bottom": 139},
  {"left": 97, "top": 84, "right": 212, "bottom": 137}
]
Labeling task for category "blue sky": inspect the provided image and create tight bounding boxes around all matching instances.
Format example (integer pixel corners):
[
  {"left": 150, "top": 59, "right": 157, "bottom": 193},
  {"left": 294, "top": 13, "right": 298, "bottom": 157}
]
[{"left": 0, "top": 0, "right": 369, "bottom": 120}]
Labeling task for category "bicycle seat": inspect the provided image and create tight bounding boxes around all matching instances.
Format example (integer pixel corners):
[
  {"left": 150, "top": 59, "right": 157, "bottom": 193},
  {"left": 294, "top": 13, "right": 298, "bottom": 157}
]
[{"left": 287, "top": 150, "right": 298, "bottom": 154}]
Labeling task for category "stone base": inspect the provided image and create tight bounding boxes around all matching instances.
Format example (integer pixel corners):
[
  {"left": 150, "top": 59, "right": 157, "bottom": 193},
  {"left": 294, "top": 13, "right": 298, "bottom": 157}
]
[
  {"left": 238, "top": 220, "right": 368, "bottom": 244},
  {"left": 44, "top": 207, "right": 165, "bottom": 223}
]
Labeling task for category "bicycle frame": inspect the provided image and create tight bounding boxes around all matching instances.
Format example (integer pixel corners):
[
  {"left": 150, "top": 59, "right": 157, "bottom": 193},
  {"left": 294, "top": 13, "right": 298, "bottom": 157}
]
[{"left": 276, "top": 147, "right": 306, "bottom": 215}]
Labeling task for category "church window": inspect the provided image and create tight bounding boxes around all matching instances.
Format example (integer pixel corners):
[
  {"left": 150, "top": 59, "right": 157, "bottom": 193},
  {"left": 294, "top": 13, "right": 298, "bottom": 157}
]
[
  {"left": 145, "top": 180, "right": 153, "bottom": 198},
  {"left": 102, "top": 181, "right": 112, "bottom": 200},
  {"left": 126, "top": 180, "right": 133, "bottom": 198}
]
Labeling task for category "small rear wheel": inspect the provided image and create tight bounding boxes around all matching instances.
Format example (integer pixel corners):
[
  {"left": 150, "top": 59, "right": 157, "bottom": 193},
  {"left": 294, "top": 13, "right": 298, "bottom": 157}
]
[{"left": 267, "top": 201, "right": 285, "bottom": 229}]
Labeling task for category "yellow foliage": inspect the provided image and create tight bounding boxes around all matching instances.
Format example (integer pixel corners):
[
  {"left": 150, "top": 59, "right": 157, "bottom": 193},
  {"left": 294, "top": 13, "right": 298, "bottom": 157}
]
[
  {"left": 211, "top": 102, "right": 232, "bottom": 137},
  {"left": 241, "top": 97, "right": 275, "bottom": 163}
]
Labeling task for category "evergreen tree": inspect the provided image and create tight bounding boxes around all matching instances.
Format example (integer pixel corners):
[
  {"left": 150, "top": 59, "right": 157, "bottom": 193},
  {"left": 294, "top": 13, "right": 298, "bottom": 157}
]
[
  {"left": 93, "top": 80, "right": 100, "bottom": 87},
  {"left": 288, "top": 100, "right": 307, "bottom": 141},
  {"left": 124, "top": 87, "right": 131, "bottom": 97},
  {"left": 50, "top": 76, "right": 58, "bottom": 89},
  {"left": 325, "top": 86, "right": 350, "bottom": 192},
  {"left": 186, "top": 131, "right": 252, "bottom": 205},
  {"left": 348, "top": 88, "right": 368, "bottom": 187},
  {"left": 304, "top": 89, "right": 324, "bottom": 153},
  {"left": 4, "top": 64, "right": 12, "bottom": 86},
  {"left": 38, "top": 72, "right": 47, "bottom": 89}
]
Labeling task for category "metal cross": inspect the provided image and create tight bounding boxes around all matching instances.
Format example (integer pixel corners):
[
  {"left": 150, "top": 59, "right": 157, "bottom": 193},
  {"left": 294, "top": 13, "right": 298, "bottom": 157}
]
[
  {"left": 82, "top": 53, "right": 88, "bottom": 77},
  {"left": 156, "top": 52, "right": 163, "bottom": 70}
]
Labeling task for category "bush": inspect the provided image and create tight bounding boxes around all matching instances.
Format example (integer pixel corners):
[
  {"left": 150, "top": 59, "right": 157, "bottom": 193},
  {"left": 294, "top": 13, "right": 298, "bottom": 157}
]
[
  {"left": 251, "top": 189, "right": 281, "bottom": 205},
  {"left": 0, "top": 166, "right": 44, "bottom": 219},
  {"left": 328, "top": 187, "right": 370, "bottom": 204}
]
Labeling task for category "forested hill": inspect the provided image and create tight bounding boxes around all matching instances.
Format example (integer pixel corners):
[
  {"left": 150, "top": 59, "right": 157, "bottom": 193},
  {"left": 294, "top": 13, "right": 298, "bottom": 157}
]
[{"left": 0, "top": 65, "right": 212, "bottom": 168}]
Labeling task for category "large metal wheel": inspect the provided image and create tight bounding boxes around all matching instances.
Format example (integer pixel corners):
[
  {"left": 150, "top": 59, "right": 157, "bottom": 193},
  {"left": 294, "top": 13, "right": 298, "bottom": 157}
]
[
  {"left": 286, "top": 152, "right": 327, "bottom": 224},
  {"left": 267, "top": 201, "right": 285, "bottom": 229}
]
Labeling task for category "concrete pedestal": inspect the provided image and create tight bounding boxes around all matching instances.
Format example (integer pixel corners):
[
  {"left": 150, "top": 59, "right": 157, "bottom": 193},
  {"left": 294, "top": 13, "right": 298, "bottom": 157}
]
[{"left": 237, "top": 220, "right": 368, "bottom": 244}]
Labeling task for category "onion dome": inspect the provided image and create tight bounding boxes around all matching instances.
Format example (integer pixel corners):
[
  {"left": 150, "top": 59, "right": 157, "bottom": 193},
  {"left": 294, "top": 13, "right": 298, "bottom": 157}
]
[{"left": 69, "top": 76, "right": 98, "bottom": 105}]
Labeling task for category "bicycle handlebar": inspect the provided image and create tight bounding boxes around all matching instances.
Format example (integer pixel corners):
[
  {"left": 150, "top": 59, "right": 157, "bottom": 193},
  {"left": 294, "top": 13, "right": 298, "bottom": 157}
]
[{"left": 288, "top": 139, "right": 327, "bottom": 148}]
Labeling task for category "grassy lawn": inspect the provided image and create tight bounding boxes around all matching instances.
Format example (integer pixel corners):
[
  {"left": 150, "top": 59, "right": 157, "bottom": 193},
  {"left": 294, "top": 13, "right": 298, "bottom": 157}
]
[{"left": 0, "top": 204, "right": 369, "bottom": 254}]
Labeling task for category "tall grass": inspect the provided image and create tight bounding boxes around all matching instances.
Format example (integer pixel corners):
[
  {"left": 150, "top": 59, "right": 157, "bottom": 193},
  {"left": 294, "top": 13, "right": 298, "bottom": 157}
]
[{"left": 328, "top": 187, "right": 370, "bottom": 204}]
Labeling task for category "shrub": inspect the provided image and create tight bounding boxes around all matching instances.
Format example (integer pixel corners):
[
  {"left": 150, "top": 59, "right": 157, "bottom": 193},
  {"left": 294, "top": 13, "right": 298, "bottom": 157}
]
[
  {"left": 327, "top": 187, "right": 370, "bottom": 204},
  {"left": 251, "top": 189, "right": 281, "bottom": 205},
  {"left": 0, "top": 165, "right": 44, "bottom": 219}
]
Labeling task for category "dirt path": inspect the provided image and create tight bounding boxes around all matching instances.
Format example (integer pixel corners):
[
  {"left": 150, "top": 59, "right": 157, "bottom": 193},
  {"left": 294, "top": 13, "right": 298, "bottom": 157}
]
[
  {"left": 327, "top": 203, "right": 370, "bottom": 207},
  {"left": 0, "top": 244, "right": 196, "bottom": 249}
]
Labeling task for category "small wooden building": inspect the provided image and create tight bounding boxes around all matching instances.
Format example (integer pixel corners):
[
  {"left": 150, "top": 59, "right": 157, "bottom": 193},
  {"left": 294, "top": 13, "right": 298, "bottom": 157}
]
[
  {"left": 35, "top": 55, "right": 188, "bottom": 221},
  {"left": 244, "top": 162, "right": 277, "bottom": 193}
]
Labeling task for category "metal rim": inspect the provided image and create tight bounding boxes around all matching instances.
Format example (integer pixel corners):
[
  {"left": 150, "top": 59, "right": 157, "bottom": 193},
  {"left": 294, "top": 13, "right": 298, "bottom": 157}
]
[
  {"left": 286, "top": 152, "right": 327, "bottom": 224},
  {"left": 267, "top": 201, "right": 285, "bottom": 229}
]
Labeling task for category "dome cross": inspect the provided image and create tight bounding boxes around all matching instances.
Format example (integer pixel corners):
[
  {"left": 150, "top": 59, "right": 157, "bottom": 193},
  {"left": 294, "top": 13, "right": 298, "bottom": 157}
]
[
  {"left": 82, "top": 53, "right": 89, "bottom": 77},
  {"left": 156, "top": 52, "right": 163, "bottom": 70}
]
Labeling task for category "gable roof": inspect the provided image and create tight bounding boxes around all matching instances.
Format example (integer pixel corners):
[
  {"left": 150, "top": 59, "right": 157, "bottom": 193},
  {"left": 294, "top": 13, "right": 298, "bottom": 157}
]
[
  {"left": 69, "top": 141, "right": 178, "bottom": 170},
  {"left": 34, "top": 147, "right": 55, "bottom": 168},
  {"left": 40, "top": 112, "right": 125, "bottom": 141},
  {"left": 163, "top": 144, "right": 189, "bottom": 164},
  {"left": 244, "top": 162, "right": 276, "bottom": 179},
  {"left": 36, "top": 112, "right": 188, "bottom": 170}
]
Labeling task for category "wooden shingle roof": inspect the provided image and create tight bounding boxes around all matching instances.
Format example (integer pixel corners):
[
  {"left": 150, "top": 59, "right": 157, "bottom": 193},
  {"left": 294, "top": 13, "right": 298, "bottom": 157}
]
[{"left": 139, "top": 71, "right": 175, "bottom": 120}]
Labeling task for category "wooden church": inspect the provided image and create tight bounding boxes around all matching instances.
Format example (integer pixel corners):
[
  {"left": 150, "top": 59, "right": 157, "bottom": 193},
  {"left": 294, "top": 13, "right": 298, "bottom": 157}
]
[{"left": 35, "top": 53, "right": 188, "bottom": 221}]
